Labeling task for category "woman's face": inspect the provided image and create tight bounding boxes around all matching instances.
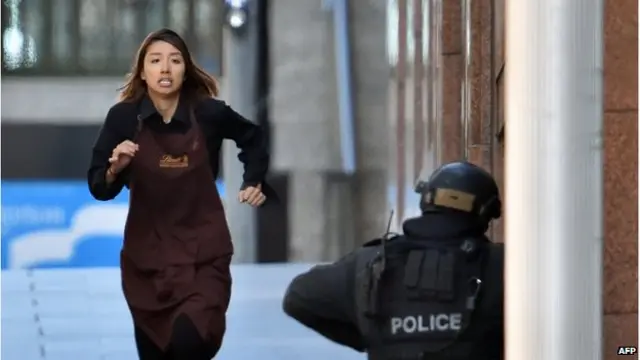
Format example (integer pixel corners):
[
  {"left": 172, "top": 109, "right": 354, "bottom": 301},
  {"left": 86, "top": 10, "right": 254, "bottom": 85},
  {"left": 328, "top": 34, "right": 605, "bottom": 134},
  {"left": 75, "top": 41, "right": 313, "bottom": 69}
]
[{"left": 141, "top": 40, "right": 186, "bottom": 97}]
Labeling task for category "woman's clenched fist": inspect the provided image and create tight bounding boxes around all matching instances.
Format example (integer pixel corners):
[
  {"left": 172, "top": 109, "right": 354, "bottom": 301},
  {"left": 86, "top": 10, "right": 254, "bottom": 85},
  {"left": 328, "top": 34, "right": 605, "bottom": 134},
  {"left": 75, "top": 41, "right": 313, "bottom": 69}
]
[{"left": 108, "top": 140, "right": 139, "bottom": 174}]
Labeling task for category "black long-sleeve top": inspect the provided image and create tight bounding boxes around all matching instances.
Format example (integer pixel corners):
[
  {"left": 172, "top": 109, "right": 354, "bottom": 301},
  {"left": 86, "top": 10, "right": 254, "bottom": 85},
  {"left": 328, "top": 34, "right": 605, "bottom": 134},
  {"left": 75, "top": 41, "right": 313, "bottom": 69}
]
[
  {"left": 282, "top": 250, "right": 368, "bottom": 352},
  {"left": 282, "top": 215, "right": 505, "bottom": 358},
  {"left": 87, "top": 95, "right": 271, "bottom": 201}
]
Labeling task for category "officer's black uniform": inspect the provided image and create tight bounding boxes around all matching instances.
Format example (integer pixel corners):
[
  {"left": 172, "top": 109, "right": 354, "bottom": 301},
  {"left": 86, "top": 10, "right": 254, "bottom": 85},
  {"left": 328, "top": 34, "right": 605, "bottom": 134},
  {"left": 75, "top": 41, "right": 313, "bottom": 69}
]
[{"left": 282, "top": 161, "right": 504, "bottom": 360}]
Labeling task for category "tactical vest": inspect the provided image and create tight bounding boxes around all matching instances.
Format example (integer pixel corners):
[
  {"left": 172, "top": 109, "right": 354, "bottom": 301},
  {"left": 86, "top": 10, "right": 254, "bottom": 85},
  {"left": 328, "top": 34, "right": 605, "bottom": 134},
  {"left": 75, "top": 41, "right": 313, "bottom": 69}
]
[{"left": 355, "top": 236, "right": 497, "bottom": 360}]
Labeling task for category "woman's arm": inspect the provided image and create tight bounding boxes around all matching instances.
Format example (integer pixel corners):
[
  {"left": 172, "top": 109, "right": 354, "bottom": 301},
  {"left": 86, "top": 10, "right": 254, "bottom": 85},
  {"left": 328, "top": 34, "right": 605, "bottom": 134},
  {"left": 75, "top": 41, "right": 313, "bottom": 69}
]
[
  {"left": 87, "top": 105, "right": 130, "bottom": 201},
  {"left": 216, "top": 101, "right": 270, "bottom": 189}
]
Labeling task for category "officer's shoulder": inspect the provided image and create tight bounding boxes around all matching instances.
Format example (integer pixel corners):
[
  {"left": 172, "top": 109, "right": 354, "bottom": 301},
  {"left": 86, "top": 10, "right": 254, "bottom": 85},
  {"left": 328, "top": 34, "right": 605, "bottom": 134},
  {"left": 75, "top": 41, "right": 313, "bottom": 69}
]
[{"left": 362, "top": 233, "right": 403, "bottom": 247}]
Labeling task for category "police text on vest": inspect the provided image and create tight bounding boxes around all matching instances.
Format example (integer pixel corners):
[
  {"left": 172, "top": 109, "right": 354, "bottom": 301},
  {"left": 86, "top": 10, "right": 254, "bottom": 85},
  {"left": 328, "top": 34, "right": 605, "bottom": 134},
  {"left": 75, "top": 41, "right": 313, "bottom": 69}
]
[{"left": 390, "top": 314, "right": 462, "bottom": 335}]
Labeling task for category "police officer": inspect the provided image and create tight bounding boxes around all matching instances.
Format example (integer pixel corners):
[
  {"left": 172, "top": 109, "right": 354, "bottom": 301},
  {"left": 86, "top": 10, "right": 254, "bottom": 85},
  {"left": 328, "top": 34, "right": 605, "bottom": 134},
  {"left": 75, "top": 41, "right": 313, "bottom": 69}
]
[{"left": 282, "top": 161, "right": 504, "bottom": 359}]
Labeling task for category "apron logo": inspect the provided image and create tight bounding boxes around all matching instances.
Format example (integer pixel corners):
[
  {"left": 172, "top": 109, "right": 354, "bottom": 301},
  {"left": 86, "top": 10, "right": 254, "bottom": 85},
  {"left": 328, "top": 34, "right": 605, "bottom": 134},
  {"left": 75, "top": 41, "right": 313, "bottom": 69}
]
[{"left": 159, "top": 154, "right": 189, "bottom": 168}]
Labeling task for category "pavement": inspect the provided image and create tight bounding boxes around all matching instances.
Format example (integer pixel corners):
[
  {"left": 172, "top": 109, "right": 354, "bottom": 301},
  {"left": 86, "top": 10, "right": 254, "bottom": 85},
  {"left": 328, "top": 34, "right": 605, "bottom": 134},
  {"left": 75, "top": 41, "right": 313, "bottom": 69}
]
[{"left": 1, "top": 263, "right": 366, "bottom": 360}]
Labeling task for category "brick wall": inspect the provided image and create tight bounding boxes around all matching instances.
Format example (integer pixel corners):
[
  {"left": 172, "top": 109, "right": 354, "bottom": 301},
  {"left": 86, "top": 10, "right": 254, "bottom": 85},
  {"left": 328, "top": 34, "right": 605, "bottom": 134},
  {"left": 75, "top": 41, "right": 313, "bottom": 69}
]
[{"left": 601, "top": 0, "right": 638, "bottom": 356}]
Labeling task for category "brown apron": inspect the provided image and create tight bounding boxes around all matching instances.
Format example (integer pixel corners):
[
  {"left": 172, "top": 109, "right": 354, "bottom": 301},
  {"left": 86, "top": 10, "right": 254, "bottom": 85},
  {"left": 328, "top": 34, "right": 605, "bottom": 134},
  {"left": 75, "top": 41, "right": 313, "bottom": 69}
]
[{"left": 121, "top": 112, "right": 234, "bottom": 352}]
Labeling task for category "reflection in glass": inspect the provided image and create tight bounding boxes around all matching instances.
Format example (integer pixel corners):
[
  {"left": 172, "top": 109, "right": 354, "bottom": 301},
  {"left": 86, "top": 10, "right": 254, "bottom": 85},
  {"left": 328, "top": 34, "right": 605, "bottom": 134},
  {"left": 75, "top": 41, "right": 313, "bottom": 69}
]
[
  {"left": 168, "top": 0, "right": 189, "bottom": 35},
  {"left": 2, "top": 0, "right": 224, "bottom": 76},
  {"left": 22, "top": 0, "right": 43, "bottom": 61},
  {"left": 51, "top": 0, "right": 73, "bottom": 66},
  {"left": 3, "top": 0, "right": 38, "bottom": 70},
  {"left": 387, "top": 0, "right": 429, "bottom": 66},
  {"left": 113, "top": 0, "right": 138, "bottom": 67},
  {"left": 79, "top": 0, "right": 110, "bottom": 70},
  {"left": 387, "top": 0, "right": 443, "bottom": 222},
  {"left": 195, "top": 0, "right": 223, "bottom": 75},
  {"left": 145, "top": 0, "right": 168, "bottom": 35},
  {"left": 425, "top": 0, "right": 443, "bottom": 174}
]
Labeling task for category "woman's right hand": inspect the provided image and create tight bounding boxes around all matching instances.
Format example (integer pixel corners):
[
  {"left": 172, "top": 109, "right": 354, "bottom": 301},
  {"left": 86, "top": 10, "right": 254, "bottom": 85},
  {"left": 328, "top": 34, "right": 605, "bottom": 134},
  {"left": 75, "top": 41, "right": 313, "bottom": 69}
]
[{"left": 108, "top": 140, "right": 139, "bottom": 174}]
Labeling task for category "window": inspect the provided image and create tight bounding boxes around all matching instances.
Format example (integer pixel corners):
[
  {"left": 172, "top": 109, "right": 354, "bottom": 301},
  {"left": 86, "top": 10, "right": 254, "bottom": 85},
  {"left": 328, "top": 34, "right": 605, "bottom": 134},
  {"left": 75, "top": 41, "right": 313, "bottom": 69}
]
[
  {"left": 2, "top": 0, "right": 223, "bottom": 76},
  {"left": 387, "top": 0, "right": 430, "bottom": 67}
]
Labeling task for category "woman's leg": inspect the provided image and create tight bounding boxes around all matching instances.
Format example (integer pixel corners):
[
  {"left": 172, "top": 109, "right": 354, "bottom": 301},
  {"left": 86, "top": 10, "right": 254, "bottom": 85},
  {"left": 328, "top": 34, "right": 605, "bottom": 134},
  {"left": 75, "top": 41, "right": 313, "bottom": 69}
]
[
  {"left": 169, "top": 313, "right": 217, "bottom": 360},
  {"left": 135, "top": 326, "right": 170, "bottom": 360}
]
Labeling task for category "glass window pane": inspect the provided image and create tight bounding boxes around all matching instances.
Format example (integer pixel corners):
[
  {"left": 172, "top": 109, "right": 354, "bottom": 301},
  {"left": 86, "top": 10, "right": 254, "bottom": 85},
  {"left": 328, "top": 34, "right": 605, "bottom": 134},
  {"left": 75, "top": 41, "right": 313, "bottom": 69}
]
[
  {"left": 2, "top": 0, "right": 38, "bottom": 70},
  {"left": 387, "top": 0, "right": 429, "bottom": 67},
  {"left": 194, "top": 0, "right": 223, "bottom": 75},
  {"left": 112, "top": 0, "right": 138, "bottom": 67},
  {"left": 2, "top": 0, "right": 224, "bottom": 76},
  {"left": 168, "top": 0, "right": 189, "bottom": 35},
  {"left": 387, "top": 0, "right": 398, "bottom": 66},
  {"left": 51, "top": 0, "right": 73, "bottom": 66},
  {"left": 79, "top": 0, "right": 109, "bottom": 70},
  {"left": 21, "top": 0, "right": 43, "bottom": 67},
  {"left": 144, "top": 0, "right": 167, "bottom": 34}
]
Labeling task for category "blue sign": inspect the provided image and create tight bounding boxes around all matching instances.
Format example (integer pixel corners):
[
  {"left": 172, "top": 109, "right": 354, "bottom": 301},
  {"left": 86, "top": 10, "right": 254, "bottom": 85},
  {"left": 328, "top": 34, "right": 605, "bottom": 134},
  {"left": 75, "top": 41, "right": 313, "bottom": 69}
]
[{"left": 1, "top": 180, "right": 225, "bottom": 269}]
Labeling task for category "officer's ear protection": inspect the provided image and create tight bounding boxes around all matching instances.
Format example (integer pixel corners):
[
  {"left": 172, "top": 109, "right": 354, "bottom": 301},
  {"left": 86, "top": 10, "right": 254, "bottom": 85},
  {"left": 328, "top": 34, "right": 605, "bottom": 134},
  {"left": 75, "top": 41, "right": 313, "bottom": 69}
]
[{"left": 477, "top": 195, "right": 501, "bottom": 220}]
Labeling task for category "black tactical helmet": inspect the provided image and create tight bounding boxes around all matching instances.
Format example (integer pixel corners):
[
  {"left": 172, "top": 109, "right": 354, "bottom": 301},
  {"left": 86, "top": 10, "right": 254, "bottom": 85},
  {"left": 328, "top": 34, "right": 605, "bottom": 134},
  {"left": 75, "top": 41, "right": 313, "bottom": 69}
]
[{"left": 414, "top": 161, "right": 501, "bottom": 221}]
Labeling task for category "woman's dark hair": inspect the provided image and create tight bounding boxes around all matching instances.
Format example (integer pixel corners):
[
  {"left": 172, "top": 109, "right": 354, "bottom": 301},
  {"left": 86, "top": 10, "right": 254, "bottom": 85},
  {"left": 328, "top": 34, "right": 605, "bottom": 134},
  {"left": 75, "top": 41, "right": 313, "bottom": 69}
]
[{"left": 119, "top": 28, "right": 219, "bottom": 102}]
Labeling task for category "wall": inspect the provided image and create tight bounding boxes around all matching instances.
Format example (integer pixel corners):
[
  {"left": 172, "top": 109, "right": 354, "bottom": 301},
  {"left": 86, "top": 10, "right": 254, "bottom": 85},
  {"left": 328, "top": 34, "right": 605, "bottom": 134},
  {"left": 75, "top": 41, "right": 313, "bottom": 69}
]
[
  {"left": 601, "top": 0, "right": 638, "bottom": 354},
  {"left": 438, "top": 0, "right": 638, "bottom": 357},
  {"left": 269, "top": 0, "right": 389, "bottom": 261}
]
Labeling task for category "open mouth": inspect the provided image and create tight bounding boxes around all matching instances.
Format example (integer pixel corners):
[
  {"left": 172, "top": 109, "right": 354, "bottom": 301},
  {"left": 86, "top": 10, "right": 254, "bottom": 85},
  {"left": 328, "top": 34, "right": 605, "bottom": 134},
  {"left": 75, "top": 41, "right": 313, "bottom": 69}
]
[{"left": 158, "top": 78, "right": 173, "bottom": 88}]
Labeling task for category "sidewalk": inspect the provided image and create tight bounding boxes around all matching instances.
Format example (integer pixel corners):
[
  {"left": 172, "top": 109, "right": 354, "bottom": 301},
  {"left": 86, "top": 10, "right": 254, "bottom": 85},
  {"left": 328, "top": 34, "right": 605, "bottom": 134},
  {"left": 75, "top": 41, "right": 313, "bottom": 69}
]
[{"left": 1, "top": 264, "right": 365, "bottom": 360}]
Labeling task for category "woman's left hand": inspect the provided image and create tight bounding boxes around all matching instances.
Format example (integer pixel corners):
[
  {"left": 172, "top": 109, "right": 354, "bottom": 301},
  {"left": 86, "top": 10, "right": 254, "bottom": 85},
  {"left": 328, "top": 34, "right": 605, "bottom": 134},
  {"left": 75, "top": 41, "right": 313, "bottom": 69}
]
[{"left": 238, "top": 184, "right": 266, "bottom": 207}]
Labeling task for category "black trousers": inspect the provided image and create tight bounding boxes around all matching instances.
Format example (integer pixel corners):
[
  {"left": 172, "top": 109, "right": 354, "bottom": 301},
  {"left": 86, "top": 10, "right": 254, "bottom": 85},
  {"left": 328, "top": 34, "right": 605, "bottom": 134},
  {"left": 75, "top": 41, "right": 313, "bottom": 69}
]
[{"left": 135, "top": 314, "right": 217, "bottom": 360}]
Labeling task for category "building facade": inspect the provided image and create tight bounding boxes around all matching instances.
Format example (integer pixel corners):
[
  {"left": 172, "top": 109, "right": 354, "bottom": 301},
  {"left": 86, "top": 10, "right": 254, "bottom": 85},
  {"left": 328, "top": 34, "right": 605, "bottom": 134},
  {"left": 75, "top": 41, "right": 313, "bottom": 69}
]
[{"left": 417, "top": 0, "right": 638, "bottom": 357}]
